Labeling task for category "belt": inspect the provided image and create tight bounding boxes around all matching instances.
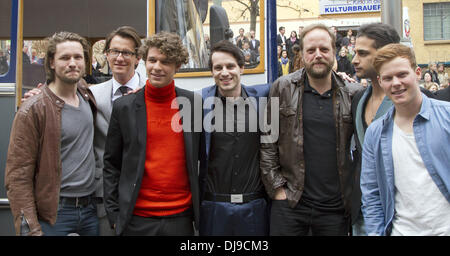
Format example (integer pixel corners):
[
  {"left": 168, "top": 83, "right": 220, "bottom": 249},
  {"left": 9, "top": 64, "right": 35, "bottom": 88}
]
[
  {"left": 59, "top": 194, "right": 102, "bottom": 207},
  {"left": 204, "top": 192, "right": 265, "bottom": 204}
]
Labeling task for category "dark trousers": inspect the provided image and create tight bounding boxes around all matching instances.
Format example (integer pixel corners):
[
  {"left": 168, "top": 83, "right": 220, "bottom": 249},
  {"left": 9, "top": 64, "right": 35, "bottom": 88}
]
[
  {"left": 200, "top": 198, "right": 269, "bottom": 236},
  {"left": 270, "top": 199, "right": 349, "bottom": 236},
  {"left": 122, "top": 211, "right": 194, "bottom": 236}
]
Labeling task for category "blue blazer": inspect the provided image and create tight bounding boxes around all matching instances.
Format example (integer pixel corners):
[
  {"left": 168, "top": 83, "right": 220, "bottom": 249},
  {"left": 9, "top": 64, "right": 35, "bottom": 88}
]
[{"left": 199, "top": 84, "right": 270, "bottom": 198}]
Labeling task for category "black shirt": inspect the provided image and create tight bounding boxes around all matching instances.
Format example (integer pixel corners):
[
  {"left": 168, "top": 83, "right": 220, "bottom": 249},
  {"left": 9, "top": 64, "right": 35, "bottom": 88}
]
[
  {"left": 205, "top": 89, "right": 263, "bottom": 194},
  {"left": 301, "top": 78, "right": 343, "bottom": 209}
]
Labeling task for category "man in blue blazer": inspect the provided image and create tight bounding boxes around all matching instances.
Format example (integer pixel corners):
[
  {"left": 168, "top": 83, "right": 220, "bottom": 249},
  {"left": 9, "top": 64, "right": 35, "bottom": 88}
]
[{"left": 199, "top": 40, "right": 270, "bottom": 236}]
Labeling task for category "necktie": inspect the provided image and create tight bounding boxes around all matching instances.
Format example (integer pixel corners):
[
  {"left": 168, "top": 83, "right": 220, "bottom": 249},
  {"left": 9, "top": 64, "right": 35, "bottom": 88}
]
[{"left": 119, "top": 86, "right": 129, "bottom": 96}]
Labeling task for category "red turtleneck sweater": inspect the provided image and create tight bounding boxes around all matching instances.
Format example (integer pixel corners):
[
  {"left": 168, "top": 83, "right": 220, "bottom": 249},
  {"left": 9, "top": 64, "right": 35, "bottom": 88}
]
[{"left": 133, "top": 80, "right": 192, "bottom": 217}]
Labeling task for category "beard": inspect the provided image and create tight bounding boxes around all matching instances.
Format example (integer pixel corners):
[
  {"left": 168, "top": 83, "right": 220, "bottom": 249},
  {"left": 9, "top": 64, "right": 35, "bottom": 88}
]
[
  {"left": 304, "top": 59, "right": 333, "bottom": 79},
  {"left": 56, "top": 69, "right": 83, "bottom": 84}
]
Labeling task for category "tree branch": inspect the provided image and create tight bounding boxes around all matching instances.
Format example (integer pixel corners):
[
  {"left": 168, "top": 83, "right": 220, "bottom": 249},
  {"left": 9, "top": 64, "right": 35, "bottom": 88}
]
[{"left": 276, "top": 4, "right": 310, "bottom": 14}]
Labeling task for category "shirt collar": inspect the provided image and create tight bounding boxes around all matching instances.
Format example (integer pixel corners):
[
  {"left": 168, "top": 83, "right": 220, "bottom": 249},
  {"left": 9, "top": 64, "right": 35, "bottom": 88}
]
[
  {"left": 112, "top": 72, "right": 139, "bottom": 95},
  {"left": 304, "top": 77, "right": 333, "bottom": 98},
  {"left": 216, "top": 86, "right": 248, "bottom": 102},
  {"left": 417, "top": 93, "right": 431, "bottom": 121},
  {"left": 383, "top": 93, "right": 431, "bottom": 125}
]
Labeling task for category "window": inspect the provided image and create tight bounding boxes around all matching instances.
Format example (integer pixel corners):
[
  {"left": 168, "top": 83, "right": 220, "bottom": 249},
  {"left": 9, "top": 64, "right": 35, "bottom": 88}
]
[{"left": 423, "top": 2, "right": 450, "bottom": 41}]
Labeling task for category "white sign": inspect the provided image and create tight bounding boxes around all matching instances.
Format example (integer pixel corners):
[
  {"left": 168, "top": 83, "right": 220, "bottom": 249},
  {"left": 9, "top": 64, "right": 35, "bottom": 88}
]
[
  {"left": 320, "top": 0, "right": 381, "bottom": 15},
  {"left": 402, "top": 7, "right": 411, "bottom": 39}
]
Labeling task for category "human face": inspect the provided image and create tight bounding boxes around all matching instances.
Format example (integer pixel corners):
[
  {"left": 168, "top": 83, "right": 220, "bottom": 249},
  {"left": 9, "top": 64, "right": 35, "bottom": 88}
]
[
  {"left": 424, "top": 73, "right": 432, "bottom": 82},
  {"left": 361, "top": 78, "right": 368, "bottom": 88},
  {"left": 352, "top": 36, "right": 378, "bottom": 79},
  {"left": 378, "top": 57, "right": 422, "bottom": 107},
  {"left": 211, "top": 51, "right": 243, "bottom": 97},
  {"left": 429, "top": 84, "right": 438, "bottom": 92},
  {"left": 51, "top": 41, "right": 85, "bottom": 84},
  {"left": 106, "top": 35, "right": 139, "bottom": 83},
  {"left": 145, "top": 47, "right": 179, "bottom": 88},
  {"left": 250, "top": 30, "right": 255, "bottom": 39},
  {"left": 302, "top": 28, "right": 335, "bottom": 79},
  {"left": 430, "top": 64, "right": 437, "bottom": 71}
]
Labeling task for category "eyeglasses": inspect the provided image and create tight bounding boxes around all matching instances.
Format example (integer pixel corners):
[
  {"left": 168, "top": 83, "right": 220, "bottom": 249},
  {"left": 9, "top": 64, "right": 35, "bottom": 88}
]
[{"left": 106, "top": 49, "right": 136, "bottom": 59}]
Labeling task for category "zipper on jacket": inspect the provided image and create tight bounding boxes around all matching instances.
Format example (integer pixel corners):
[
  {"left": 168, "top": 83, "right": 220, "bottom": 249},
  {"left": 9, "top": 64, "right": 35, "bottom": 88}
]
[{"left": 20, "top": 210, "right": 31, "bottom": 236}]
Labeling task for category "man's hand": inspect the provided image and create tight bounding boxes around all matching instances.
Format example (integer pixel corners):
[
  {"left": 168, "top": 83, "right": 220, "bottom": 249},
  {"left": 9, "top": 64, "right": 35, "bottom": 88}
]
[
  {"left": 127, "top": 87, "right": 142, "bottom": 95},
  {"left": 21, "top": 83, "right": 44, "bottom": 103},
  {"left": 336, "top": 72, "right": 356, "bottom": 83},
  {"left": 274, "top": 187, "right": 287, "bottom": 200}
]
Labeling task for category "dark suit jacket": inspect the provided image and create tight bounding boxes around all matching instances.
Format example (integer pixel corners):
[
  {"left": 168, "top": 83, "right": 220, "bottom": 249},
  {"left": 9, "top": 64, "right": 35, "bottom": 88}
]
[
  {"left": 435, "top": 86, "right": 450, "bottom": 102},
  {"left": 249, "top": 39, "right": 260, "bottom": 54},
  {"left": 277, "top": 34, "right": 287, "bottom": 48},
  {"left": 103, "top": 86, "right": 202, "bottom": 235}
]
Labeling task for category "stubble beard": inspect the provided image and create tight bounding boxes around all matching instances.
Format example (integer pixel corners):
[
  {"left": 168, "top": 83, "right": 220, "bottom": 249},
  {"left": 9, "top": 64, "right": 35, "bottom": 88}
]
[{"left": 56, "top": 70, "right": 83, "bottom": 85}]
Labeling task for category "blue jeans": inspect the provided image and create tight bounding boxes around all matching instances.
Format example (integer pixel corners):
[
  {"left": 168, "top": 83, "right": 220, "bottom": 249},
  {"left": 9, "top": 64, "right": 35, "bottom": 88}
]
[{"left": 39, "top": 201, "right": 99, "bottom": 236}]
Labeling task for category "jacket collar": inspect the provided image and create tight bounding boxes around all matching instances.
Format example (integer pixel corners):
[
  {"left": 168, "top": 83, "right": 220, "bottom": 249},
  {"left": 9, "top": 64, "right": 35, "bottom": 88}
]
[
  {"left": 381, "top": 92, "right": 430, "bottom": 126},
  {"left": 43, "top": 79, "right": 93, "bottom": 108}
]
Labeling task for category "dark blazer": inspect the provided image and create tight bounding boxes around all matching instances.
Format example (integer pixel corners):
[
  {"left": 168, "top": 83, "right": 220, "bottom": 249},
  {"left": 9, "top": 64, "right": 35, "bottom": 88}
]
[
  {"left": 277, "top": 34, "right": 287, "bottom": 48},
  {"left": 249, "top": 39, "right": 260, "bottom": 54},
  {"left": 435, "top": 86, "right": 450, "bottom": 102},
  {"left": 103, "top": 86, "right": 202, "bottom": 235}
]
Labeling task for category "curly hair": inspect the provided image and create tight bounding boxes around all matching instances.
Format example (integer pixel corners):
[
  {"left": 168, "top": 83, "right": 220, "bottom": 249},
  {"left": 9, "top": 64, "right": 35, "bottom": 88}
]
[{"left": 139, "top": 32, "right": 189, "bottom": 67}]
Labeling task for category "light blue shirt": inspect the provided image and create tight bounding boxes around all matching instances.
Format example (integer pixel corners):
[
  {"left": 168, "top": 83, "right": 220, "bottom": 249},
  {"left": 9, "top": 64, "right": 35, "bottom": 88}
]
[{"left": 361, "top": 94, "right": 450, "bottom": 236}]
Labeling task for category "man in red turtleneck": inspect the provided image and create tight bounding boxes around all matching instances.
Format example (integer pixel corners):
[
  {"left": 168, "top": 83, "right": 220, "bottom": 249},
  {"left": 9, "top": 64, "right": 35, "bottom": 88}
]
[{"left": 103, "top": 32, "right": 202, "bottom": 236}]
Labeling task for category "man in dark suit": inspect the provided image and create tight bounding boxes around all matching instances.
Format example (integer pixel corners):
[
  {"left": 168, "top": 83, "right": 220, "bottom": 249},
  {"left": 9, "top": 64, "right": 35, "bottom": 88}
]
[
  {"left": 249, "top": 30, "right": 260, "bottom": 62},
  {"left": 103, "top": 32, "right": 201, "bottom": 236},
  {"left": 277, "top": 26, "right": 287, "bottom": 50}
]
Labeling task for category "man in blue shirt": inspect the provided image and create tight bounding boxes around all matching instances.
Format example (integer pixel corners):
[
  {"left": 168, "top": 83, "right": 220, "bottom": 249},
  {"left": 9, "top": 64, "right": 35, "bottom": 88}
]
[{"left": 361, "top": 43, "right": 450, "bottom": 236}]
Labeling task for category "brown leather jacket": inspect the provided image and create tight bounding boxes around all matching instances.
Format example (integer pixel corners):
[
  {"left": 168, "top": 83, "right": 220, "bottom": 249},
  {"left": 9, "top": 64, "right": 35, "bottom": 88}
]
[
  {"left": 5, "top": 82, "right": 96, "bottom": 235},
  {"left": 260, "top": 68, "right": 354, "bottom": 215}
]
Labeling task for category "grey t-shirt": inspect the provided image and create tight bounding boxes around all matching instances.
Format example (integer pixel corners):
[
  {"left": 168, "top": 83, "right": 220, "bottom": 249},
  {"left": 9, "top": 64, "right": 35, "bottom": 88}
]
[{"left": 59, "top": 92, "right": 96, "bottom": 197}]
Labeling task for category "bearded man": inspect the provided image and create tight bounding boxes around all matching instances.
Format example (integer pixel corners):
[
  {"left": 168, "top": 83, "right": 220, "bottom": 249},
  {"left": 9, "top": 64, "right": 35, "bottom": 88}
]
[{"left": 261, "top": 23, "right": 354, "bottom": 236}]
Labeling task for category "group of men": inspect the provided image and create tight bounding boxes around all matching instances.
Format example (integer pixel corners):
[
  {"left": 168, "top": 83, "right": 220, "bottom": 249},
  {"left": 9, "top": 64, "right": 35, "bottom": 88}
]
[
  {"left": 5, "top": 22, "right": 450, "bottom": 236},
  {"left": 234, "top": 28, "right": 260, "bottom": 65}
]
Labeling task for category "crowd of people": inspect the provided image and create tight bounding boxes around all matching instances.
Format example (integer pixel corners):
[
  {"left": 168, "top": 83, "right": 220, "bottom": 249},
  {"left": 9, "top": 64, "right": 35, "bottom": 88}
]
[
  {"left": 275, "top": 25, "right": 450, "bottom": 93},
  {"left": 3, "top": 22, "right": 450, "bottom": 237}
]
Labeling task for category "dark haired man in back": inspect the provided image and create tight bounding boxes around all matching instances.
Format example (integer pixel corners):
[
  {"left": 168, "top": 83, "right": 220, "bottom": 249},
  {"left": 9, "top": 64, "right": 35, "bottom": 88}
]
[{"left": 350, "top": 23, "right": 435, "bottom": 235}]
